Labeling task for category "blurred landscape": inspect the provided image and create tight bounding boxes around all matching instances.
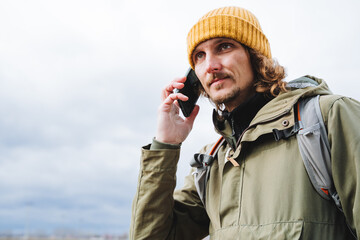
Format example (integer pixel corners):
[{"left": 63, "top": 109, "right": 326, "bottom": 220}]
[
  {"left": 0, "top": 233, "right": 128, "bottom": 240},
  {"left": 1, "top": 0, "right": 359, "bottom": 237}
]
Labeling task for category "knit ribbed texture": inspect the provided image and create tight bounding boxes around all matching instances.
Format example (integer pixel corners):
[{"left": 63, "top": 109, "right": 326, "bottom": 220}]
[{"left": 187, "top": 6, "right": 271, "bottom": 68}]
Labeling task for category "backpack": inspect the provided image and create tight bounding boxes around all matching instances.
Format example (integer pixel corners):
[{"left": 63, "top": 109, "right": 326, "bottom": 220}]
[
  {"left": 273, "top": 95, "right": 341, "bottom": 209},
  {"left": 190, "top": 95, "right": 336, "bottom": 206},
  {"left": 190, "top": 94, "right": 357, "bottom": 239}
]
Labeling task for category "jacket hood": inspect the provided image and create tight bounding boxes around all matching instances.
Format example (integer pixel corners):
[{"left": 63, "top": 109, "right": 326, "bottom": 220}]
[
  {"left": 213, "top": 76, "right": 332, "bottom": 150},
  {"left": 250, "top": 75, "right": 332, "bottom": 126}
]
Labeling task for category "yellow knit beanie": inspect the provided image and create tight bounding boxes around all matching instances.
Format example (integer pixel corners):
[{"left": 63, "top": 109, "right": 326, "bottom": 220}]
[{"left": 187, "top": 6, "right": 271, "bottom": 68}]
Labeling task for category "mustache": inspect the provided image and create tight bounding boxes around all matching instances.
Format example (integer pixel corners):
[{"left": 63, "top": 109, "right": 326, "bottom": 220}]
[{"left": 207, "top": 72, "right": 231, "bottom": 85}]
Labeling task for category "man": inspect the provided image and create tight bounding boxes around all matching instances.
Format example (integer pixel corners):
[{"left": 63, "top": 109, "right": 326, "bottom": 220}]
[{"left": 130, "top": 6, "right": 360, "bottom": 239}]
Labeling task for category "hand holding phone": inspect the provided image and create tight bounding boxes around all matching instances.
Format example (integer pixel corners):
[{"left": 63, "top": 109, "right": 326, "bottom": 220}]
[
  {"left": 174, "top": 68, "right": 200, "bottom": 117},
  {"left": 155, "top": 69, "right": 200, "bottom": 144}
]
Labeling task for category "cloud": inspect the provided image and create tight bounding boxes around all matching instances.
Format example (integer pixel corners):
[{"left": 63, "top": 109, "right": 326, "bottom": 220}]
[{"left": 0, "top": 0, "right": 359, "bottom": 236}]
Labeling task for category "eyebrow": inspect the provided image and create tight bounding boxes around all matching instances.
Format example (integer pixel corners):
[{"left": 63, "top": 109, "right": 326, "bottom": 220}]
[
  {"left": 213, "top": 38, "right": 229, "bottom": 45},
  {"left": 193, "top": 38, "right": 235, "bottom": 59},
  {"left": 195, "top": 38, "right": 234, "bottom": 51}
]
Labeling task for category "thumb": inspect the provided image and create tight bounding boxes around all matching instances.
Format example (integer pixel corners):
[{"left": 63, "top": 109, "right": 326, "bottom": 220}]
[{"left": 185, "top": 105, "right": 200, "bottom": 124}]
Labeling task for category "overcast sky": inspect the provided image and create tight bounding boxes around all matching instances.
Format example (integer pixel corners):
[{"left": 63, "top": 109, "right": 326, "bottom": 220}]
[{"left": 0, "top": 0, "right": 359, "bottom": 236}]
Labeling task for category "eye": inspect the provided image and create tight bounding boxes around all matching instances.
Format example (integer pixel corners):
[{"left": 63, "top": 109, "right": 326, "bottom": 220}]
[
  {"left": 194, "top": 51, "right": 205, "bottom": 62},
  {"left": 219, "top": 43, "right": 233, "bottom": 51}
]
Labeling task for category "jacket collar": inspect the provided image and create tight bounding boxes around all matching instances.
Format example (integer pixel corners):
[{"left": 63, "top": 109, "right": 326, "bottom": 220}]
[
  {"left": 212, "top": 76, "right": 332, "bottom": 152},
  {"left": 213, "top": 93, "right": 270, "bottom": 150}
]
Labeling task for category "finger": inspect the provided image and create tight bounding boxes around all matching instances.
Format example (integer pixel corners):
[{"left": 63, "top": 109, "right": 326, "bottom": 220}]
[
  {"left": 161, "top": 77, "right": 187, "bottom": 100},
  {"left": 174, "top": 76, "right": 187, "bottom": 84},
  {"left": 172, "top": 100, "right": 180, "bottom": 115},
  {"left": 174, "top": 100, "right": 180, "bottom": 108},
  {"left": 160, "top": 93, "right": 189, "bottom": 113},
  {"left": 165, "top": 81, "right": 185, "bottom": 92},
  {"left": 163, "top": 93, "right": 188, "bottom": 106},
  {"left": 184, "top": 105, "right": 200, "bottom": 123}
]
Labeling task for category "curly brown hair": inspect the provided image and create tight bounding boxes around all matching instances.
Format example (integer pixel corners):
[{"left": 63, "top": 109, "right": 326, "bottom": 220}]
[{"left": 247, "top": 46, "right": 287, "bottom": 97}]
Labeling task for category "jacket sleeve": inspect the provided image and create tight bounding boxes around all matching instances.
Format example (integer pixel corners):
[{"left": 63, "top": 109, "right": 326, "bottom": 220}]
[
  {"left": 129, "top": 144, "right": 210, "bottom": 240},
  {"left": 325, "top": 96, "right": 360, "bottom": 237}
]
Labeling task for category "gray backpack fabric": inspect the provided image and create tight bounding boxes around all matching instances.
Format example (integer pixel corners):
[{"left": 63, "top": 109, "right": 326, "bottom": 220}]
[
  {"left": 190, "top": 138, "right": 225, "bottom": 206},
  {"left": 297, "top": 95, "right": 341, "bottom": 209},
  {"left": 190, "top": 95, "right": 340, "bottom": 208},
  {"left": 189, "top": 77, "right": 357, "bottom": 237},
  {"left": 277, "top": 94, "right": 356, "bottom": 239}
]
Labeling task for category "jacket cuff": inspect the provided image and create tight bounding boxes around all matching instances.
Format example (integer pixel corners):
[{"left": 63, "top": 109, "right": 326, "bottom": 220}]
[
  {"left": 150, "top": 138, "right": 181, "bottom": 150},
  {"left": 141, "top": 144, "right": 180, "bottom": 170}
]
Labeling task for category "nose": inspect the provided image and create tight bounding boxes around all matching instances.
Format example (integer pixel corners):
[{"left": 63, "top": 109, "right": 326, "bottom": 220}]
[{"left": 205, "top": 54, "right": 222, "bottom": 73}]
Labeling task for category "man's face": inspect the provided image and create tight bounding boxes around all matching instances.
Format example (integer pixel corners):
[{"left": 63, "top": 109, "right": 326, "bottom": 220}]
[{"left": 193, "top": 38, "right": 255, "bottom": 111}]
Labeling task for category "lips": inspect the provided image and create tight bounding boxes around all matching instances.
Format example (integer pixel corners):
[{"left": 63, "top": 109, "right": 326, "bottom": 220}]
[
  {"left": 209, "top": 72, "right": 230, "bottom": 87},
  {"left": 210, "top": 78, "right": 225, "bottom": 86}
]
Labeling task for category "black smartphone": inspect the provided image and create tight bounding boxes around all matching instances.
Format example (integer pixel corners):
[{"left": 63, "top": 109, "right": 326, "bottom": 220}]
[{"left": 174, "top": 68, "right": 200, "bottom": 117}]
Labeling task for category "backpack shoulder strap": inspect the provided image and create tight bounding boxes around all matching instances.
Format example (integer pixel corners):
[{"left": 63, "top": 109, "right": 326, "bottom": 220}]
[
  {"left": 190, "top": 137, "right": 225, "bottom": 206},
  {"left": 190, "top": 137, "right": 225, "bottom": 168},
  {"left": 208, "top": 136, "right": 225, "bottom": 156},
  {"left": 296, "top": 95, "right": 342, "bottom": 211}
]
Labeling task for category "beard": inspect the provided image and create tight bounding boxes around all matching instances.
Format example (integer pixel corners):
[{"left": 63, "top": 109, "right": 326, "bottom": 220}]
[
  {"left": 210, "top": 85, "right": 242, "bottom": 106},
  {"left": 206, "top": 72, "right": 241, "bottom": 105},
  {"left": 204, "top": 72, "right": 255, "bottom": 110}
]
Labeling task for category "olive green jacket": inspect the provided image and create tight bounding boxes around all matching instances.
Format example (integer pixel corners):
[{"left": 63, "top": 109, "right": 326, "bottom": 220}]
[{"left": 130, "top": 76, "right": 360, "bottom": 239}]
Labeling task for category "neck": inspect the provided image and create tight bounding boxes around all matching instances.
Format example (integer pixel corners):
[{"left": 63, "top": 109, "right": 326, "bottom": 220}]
[
  {"left": 213, "top": 93, "right": 271, "bottom": 149},
  {"left": 223, "top": 90, "right": 256, "bottom": 112}
]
